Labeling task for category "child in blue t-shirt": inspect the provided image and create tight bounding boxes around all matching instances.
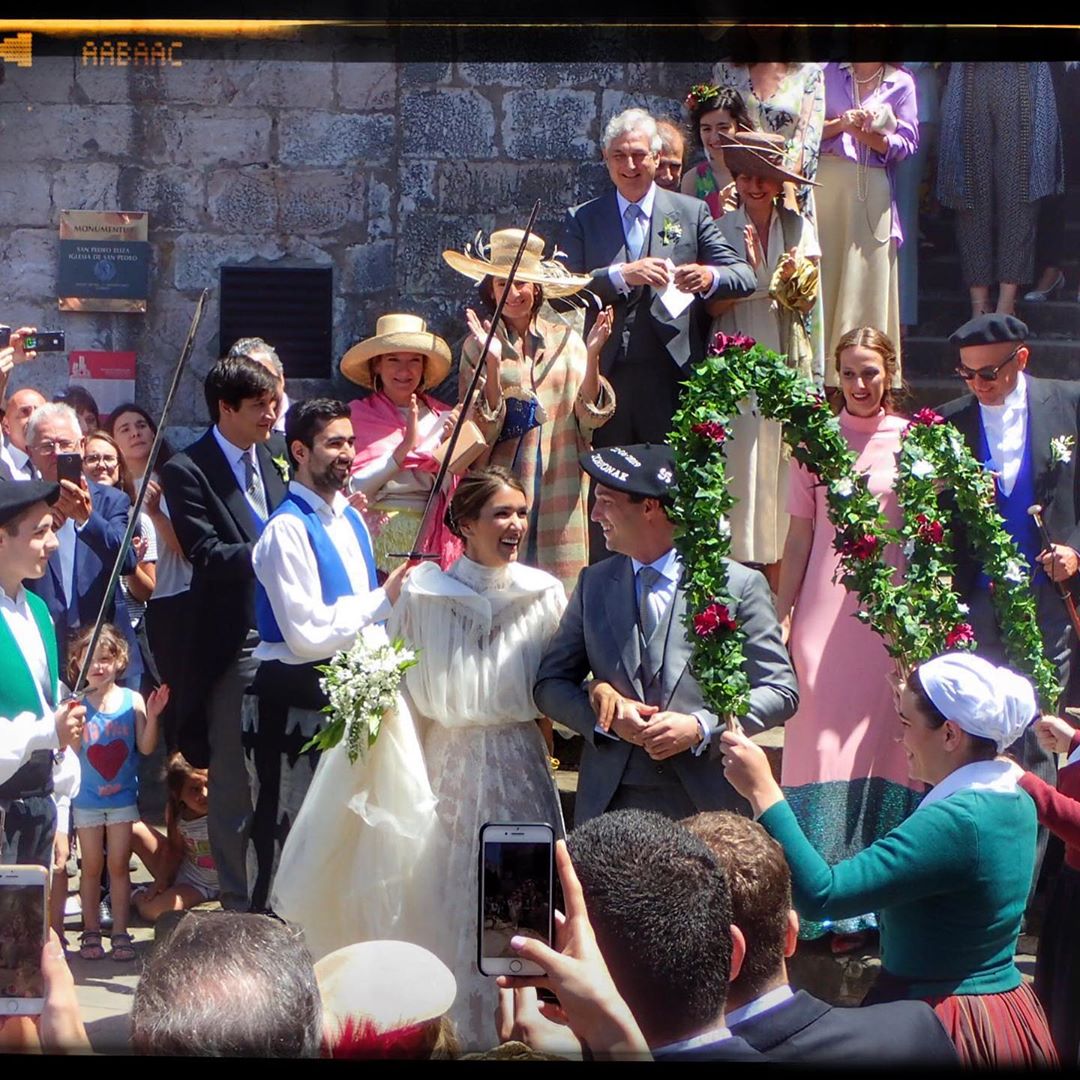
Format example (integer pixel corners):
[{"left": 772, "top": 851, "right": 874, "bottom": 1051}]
[{"left": 70, "top": 623, "right": 168, "bottom": 962}]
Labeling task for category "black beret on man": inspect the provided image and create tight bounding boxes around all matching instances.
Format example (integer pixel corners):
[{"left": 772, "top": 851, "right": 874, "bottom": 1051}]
[
  {"left": 580, "top": 443, "right": 676, "bottom": 501},
  {"left": 948, "top": 313, "right": 1029, "bottom": 348},
  {"left": 0, "top": 479, "right": 59, "bottom": 527}
]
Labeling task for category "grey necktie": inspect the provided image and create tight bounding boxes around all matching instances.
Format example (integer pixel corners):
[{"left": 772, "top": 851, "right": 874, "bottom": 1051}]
[
  {"left": 624, "top": 202, "right": 646, "bottom": 261},
  {"left": 637, "top": 565, "right": 663, "bottom": 644},
  {"left": 243, "top": 451, "right": 269, "bottom": 521}
]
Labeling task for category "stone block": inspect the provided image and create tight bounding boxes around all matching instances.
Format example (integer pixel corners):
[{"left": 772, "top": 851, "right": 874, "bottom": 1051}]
[
  {"left": 459, "top": 61, "right": 620, "bottom": 88},
  {"left": 278, "top": 170, "right": 365, "bottom": 235},
  {"left": 397, "top": 162, "right": 438, "bottom": 215},
  {"left": 172, "top": 234, "right": 283, "bottom": 292},
  {"left": 572, "top": 161, "right": 614, "bottom": 205},
  {"left": 501, "top": 90, "right": 597, "bottom": 162},
  {"left": 0, "top": 164, "right": 53, "bottom": 227},
  {"left": 367, "top": 176, "right": 393, "bottom": 240},
  {"left": 278, "top": 111, "right": 393, "bottom": 167},
  {"left": 398, "top": 26, "right": 454, "bottom": 88},
  {"left": 336, "top": 62, "right": 396, "bottom": 110},
  {"left": 0, "top": 104, "right": 134, "bottom": 160},
  {"left": 150, "top": 108, "right": 272, "bottom": 167},
  {"left": 400, "top": 90, "right": 497, "bottom": 161},
  {"left": 398, "top": 212, "right": 495, "bottom": 295},
  {"left": 627, "top": 61, "right": 706, "bottom": 98},
  {"left": 0, "top": 229, "right": 57, "bottom": 302},
  {"left": 51, "top": 163, "right": 122, "bottom": 215},
  {"left": 207, "top": 167, "right": 278, "bottom": 234},
  {"left": 117, "top": 167, "right": 204, "bottom": 230},
  {"left": 0, "top": 57, "right": 78, "bottom": 104},
  {"left": 345, "top": 240, "right": 395, "bottom": 295},
  {"left": 437, "top": 161, "right": 580, "bottom": 219},
  {"left": 153, "top": 58, "right": 241, "bottom": 105},
  {"left": 233, "top": 60, "right": 335, "bottom": 109},
  {"left": 600, "top": 90, "right": 686, "bottom": 127}
]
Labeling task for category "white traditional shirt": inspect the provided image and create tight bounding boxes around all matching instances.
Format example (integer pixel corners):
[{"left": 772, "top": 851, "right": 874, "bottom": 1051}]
[
  {"left": 212, "top": 424, "right": 268, "bottom": 521},
  {"left": 978, "top": 371, "right": 1028, "bottom": 497},
  {"left": 916, "top": 758, "right": 1024, "bottom": 812},
  {"left": 251, "top": 480, "right": 390, "bottom": 664},
  {"left": 0, "top": 586, "right": 58, "bottom": 786}
]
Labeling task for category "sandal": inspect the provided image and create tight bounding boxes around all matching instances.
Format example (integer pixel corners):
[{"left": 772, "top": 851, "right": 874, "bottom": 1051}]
[
  {"left": 79, "top": 930, "right": 105, "bottom": 960},
  {"left": 109, "top": 931, "right": 136, "bottom": 962}
]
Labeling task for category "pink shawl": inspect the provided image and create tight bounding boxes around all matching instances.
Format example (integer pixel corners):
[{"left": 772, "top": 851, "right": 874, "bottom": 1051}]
[{"left": 349, "top": 391, "right": 461, "bottom": 568}]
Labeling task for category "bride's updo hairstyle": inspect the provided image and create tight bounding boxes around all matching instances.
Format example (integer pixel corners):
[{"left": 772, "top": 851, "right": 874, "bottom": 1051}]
[{"left": 444, "top": 465, "right": 526, "bottom": 540}]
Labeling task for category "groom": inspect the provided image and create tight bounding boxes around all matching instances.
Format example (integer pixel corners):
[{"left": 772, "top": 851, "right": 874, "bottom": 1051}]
[{"left": 534, "top": 444, "right": 798, "bottom": 825}]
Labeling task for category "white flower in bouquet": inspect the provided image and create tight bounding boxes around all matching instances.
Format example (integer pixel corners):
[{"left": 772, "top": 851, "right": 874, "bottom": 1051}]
[
  {"left": 1003, "top": 559, "right": 1028, "bottom": 586},
  {"left": 304, "top": 625, "right": 418, "bottom": 764},
  {"left": 909, "top": 458, "right": 935, "bottom": 481},
  {"left": 831, "top": 477, "right": 854, "bottom": 498}
]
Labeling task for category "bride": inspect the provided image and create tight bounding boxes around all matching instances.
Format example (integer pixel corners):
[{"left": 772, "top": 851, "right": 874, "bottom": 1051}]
[{"left": 272, "top": 466, "right": 567, "bottom": 1051}]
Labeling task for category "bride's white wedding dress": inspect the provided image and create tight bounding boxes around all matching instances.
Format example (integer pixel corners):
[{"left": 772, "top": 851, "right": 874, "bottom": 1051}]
[{"left": 272, "top": 555, "right": 566, "bottom": 1051}]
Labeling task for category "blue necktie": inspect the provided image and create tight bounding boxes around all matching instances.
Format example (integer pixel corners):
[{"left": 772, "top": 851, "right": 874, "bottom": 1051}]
[{"left": 624, "top": 203, "right": 646, "bottom": 261}]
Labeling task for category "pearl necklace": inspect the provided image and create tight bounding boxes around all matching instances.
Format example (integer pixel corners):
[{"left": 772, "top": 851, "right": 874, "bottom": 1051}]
[{"left": 853, "top": 67, "right": 884, "bottom": 203}]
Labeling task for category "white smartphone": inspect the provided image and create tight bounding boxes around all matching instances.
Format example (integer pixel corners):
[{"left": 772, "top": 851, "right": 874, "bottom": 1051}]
[
  {"left": 0, "top": 864, "right": 48, "bottom": 1015},
  {"left": 478, "top": 822, "right": 554, "bottom": 977}
]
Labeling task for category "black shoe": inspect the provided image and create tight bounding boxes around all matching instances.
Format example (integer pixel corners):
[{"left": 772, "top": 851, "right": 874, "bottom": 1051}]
[{"left": 99, "top": 895, "right": 113, "bottom": 931}]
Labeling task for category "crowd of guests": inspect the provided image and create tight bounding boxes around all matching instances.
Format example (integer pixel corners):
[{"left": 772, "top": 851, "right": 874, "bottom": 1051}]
[{"left": 1, "top": 61, "right": 1080, "bottom": 1062}]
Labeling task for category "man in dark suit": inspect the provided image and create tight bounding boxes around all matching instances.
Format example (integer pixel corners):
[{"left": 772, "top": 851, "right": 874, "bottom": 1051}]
[
  {"left": 1, "top": 386, "right": 46, "bottom": 482},
  {"left": 22, "top": 402, "right": 140, "bottom": 686},
  {"left": 939, "top": 313, "right": 1080, "bottom": 898},
  {"left": 534, "top": 444, "right": 798, "bottom": 826},
  {"left": 685, "top": 811, "right": 959, "bottom": 1065},
  {"left": 561, "top": 107, "right": 755, "bottom": 448},
  {"left": 161, "top": 356, "right": 285, "bottom": 911}
]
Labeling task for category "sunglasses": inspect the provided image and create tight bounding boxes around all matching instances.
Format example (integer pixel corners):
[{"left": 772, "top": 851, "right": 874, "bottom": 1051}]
[{"left": 955, "top": 346, "right": 1022, "bottom": 383}]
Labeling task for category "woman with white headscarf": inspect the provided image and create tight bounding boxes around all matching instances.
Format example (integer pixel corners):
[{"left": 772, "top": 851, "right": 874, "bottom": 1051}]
[{"left": 721, "top": 652, "right": 1057, "bottom": 1068}]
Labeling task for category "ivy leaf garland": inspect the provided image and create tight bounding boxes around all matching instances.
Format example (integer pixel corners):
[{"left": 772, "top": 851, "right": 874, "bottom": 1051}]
[{"left": 669, "top": 336, "right": 1061, "bottom": 720}]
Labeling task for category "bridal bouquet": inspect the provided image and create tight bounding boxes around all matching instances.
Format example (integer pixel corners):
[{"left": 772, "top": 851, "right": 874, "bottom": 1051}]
[{"left": 304, "top": 625, "right": 418, "bottom": 764}]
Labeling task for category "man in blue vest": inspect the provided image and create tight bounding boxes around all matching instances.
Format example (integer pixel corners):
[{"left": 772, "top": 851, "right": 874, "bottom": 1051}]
[
  {"left": 246, "top": 398, "right": 412, "bottom": 912},
  {"left": 939, "top": 312, "right": 1080, "bottom": 904},
  {"left": 0, "top": 480, "right": 85, "bottom": 866}
]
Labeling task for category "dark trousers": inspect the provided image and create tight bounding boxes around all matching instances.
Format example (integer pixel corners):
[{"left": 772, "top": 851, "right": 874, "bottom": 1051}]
[
  {"left": 1, "top": 796, "right": 56, "bottom": 869},
  {"left": 145, "top": 592, "right": 191, "bottom": 753}
]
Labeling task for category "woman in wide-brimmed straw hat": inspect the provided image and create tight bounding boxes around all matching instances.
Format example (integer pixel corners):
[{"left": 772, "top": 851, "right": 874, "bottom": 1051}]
[
  {"left": 342, "top": 313, "right": 462, "bottom": 572},
  {"left": 705, "top": 129, "right": 821, "bottom": 586},
  {"left": 443, "top": 227, "right": 617, "bottom": 596}
]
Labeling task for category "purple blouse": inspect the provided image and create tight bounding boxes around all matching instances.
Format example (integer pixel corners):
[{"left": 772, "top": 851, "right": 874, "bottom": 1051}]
[{"left": 820, "top": 63, "right": 919, "bottom": 245}]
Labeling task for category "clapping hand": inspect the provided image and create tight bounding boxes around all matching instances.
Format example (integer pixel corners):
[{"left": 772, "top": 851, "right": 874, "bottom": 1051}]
[
  {"left": 585, "top": 307, "right": 614, "bottom": 356},
  {"left": 495, "top": 840, "right": 651, "bottom": 1060},
  {"left": 146, "top": 684, "right": 170, "bottom": 722},
  {"left": 465, "top": 307, "right": 503, "bottom": 366},
  {"left": 1034, "top": 714, "right": 1079, "bottom": 755}
]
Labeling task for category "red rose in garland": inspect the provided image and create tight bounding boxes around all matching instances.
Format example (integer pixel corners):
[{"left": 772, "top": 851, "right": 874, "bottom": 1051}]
[
  {"left": 909, "top": 407, "right": 945, "bottom": 429},
  {"left": 710, "top": 331, "right": 757, "bottom": 356},
  {"left": 914, "top": 514, "right": 944, "bottom": 544},
  {"left": 692, "top": 420, "right": 728, "bottom": 445},
  {"left": 841, "top": 534, "right": 880, "bottom": 560},
  {"left": 945, "top": 622, "right": 975, "bottom": 648},
  {"left": 693, "top": 602, "right": 738, "bottom": 637}
]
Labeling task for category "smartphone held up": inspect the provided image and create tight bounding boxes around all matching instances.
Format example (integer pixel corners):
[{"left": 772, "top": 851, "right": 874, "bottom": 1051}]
[
  {"left": 478, "top": 823, "right": 554, "bottom": 978},
  {"left": 0, "top": 865, "right": 48, "bottom": 1016}
]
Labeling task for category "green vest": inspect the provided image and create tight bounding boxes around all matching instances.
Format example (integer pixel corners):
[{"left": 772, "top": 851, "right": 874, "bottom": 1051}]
[{"left": 0, "top": 590, "right": 59, "bottom": 800}]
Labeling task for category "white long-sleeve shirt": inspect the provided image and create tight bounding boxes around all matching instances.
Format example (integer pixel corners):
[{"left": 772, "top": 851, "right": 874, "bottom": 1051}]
[{"left": 251, "top": 480, "right": 391, "bottom": 664}]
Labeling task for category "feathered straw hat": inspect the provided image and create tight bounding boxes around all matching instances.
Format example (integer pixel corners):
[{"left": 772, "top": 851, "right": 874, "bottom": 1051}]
[
  {"left": 442, "top": 228, "right": 593, "bottom": 299},
  {"left": 340, "top": 313, "right": 453, "bottom": 390}
]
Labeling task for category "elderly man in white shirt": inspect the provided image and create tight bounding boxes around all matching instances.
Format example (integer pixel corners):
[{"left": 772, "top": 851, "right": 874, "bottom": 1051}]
[
  {"left": 940, "top": 311, "right": 1080, "bottom": 910},
  {"left": 244, "top": 398, "right": 411, "bottom": 912}
]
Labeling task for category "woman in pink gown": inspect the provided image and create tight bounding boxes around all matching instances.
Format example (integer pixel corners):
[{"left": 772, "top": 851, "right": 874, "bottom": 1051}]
[{"left": 774, "top": 326, "right": 923, "bottom": 948}]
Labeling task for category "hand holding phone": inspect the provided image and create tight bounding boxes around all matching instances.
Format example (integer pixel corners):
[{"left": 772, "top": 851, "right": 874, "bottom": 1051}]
[
  {"left": 0, "top": 865, "right": 48, "bottom": 1017},
  {"left": 479, "top": 823, "right": 554, "bottom": 978},
  {"left": 55, "top": 453, "right": 83, "bottom": 486}
]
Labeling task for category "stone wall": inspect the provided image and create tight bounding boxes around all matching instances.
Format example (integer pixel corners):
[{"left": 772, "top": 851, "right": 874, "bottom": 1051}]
[{"left": 0, "top": 37, "right": 707, "bottom": 440}]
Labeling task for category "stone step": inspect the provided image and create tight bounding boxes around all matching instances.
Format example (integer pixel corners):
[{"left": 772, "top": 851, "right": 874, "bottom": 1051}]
[
  {"left": 914, "top": 292, "right": 1080, "bottom": 340},
  {"left": 902, "top": 335, "right": 1080, "bottom": 382}
]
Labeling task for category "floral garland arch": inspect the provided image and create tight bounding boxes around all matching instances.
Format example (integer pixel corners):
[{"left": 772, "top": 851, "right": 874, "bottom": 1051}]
[{"left": 668, "top": 335, "right": 1061, "bottom": 718}]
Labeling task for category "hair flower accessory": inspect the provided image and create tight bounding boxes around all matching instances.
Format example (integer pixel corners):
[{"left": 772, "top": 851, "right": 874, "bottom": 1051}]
[{"left": 684, "top": 83, "right": 722, "bottom": 111}]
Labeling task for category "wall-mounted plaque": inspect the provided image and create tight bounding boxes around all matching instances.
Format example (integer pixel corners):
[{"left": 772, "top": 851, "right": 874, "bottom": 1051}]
[{"left": 58, "top": 210, "right": 150, "bottom": 313}]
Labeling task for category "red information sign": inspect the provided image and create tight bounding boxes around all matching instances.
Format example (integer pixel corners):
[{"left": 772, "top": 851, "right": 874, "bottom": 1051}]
[{"left": 68, "top": 350, "right": 136, "bottom": 424}]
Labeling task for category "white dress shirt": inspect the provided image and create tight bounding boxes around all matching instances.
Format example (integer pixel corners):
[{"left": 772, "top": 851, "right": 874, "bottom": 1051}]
[
  {"left": 725, "top": 984, "right": 796, "bottom": 1028},
  {"left": 608, "top": 182, "right": 720, "bottom": 298},
  {"left": 252, "top": 480, "right": 391, "bottom": 664},
  {"left": 0, "top": 586, "right": 58, "bottom": 786},
  {"left": 55, "top": 517, "right": 77, "bottom": 610},
  {"left": 655, "top": 1022, "right": 734, "bottom": 1055},
  {"left": 0, "top": 439, "right": 35, "bottom": 481},
  {"left": 212, "top": 424, "right": 269, "bottom": 521},
  {"left": 978, "top": 371, "right": 1028, "bottom": 497}
]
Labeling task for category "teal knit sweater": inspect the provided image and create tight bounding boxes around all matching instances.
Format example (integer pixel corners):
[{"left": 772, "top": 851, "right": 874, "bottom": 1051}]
[{"left": 760, "top": 788, "right": 1036, "bottom": 998}]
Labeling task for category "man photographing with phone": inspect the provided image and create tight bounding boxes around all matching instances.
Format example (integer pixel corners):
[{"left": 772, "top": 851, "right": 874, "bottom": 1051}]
[
  {"left": 0, "top": 480, "right": 85, "bottom": 866},
  {"left": 22, "top": 403, "right": 140, "bottom": 688}
]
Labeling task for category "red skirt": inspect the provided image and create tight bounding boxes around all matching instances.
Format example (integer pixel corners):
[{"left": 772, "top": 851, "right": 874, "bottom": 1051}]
[{"left": 925, "top": 982, "right": 1059, "bottom": 1068}]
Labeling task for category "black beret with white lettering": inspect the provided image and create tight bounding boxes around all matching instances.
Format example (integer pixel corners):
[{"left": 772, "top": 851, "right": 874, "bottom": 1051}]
[
  {"left": 0, "top": 479, "right": 59, "bottom": 527},
  {"left": 580, "top": 443, "right": 676, "bottom": 500},
  {"left": 948, "top": 313, "right": 1029, "bottom": 348}
]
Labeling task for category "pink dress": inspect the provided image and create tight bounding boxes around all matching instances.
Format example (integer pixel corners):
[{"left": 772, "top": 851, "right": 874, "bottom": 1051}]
[{"left": 782, "top": 409, "right": 923, "bottom": 938}]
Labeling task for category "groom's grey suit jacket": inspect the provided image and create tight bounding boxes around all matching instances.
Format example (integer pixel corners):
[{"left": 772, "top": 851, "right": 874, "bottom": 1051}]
[{"left": 534, "top": 555, "right": 798, "bottom": 825}]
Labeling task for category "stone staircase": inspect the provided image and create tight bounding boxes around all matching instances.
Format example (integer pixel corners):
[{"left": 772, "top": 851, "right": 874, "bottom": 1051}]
[{"left": 904, "top": 193, "right": 1080, "bottom": 407}]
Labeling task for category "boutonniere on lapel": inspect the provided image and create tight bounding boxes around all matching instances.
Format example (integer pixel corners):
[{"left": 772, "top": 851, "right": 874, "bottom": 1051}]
[
  {"left": 1050, "top": 435, "right": 1075, "bottom": 467},
  {"left": 658, "top": 215, "right": 682, "bottom": 247},
  {"left": 271, "top": 454, "right": 290, "bottom": 483}
]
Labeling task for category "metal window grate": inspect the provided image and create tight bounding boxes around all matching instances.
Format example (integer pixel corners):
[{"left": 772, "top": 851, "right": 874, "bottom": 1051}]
[{"left": 219, "top": 265, "right": 333, "bottom": 380}]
